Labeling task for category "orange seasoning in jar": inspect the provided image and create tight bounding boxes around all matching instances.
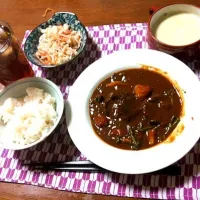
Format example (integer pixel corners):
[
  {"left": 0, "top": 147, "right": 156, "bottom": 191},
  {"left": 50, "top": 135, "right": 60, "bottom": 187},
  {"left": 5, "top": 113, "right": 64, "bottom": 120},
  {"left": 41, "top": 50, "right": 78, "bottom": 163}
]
[{"left": 0, "top": 21, "right": 34, "bottom": 86}]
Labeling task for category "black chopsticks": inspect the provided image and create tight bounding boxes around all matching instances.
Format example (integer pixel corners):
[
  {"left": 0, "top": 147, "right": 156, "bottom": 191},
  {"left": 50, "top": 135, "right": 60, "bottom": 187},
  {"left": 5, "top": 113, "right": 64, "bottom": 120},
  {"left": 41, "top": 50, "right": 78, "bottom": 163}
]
[
  {"left": 23, "top": 160, "right": 181, "bottom": 175},
  {"left": 26, "top": 160, "right": 105, "bottom": 172}
]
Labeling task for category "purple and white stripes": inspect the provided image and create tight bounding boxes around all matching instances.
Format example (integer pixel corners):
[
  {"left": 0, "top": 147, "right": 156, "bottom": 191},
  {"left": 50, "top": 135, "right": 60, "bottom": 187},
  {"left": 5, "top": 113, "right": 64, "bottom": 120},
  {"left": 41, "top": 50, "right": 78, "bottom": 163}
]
[{"left": 0, "top": 23, "right": 200, "bottom": 199}]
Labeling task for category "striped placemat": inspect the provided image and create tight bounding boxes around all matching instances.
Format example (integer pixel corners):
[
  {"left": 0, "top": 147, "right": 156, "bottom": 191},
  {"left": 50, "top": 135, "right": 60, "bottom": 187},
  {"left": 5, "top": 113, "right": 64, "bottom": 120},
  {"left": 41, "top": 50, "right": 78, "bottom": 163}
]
[{"left": 0, "top": 23, "right": 200, "bottom": 200}]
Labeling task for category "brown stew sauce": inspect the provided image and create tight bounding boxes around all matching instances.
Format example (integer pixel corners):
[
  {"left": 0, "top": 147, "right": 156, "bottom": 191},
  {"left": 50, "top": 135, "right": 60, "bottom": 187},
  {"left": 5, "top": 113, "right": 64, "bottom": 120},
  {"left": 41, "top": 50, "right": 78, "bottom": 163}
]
[{"left": 89, "top": 68, "right": 182, "bottom": 150}]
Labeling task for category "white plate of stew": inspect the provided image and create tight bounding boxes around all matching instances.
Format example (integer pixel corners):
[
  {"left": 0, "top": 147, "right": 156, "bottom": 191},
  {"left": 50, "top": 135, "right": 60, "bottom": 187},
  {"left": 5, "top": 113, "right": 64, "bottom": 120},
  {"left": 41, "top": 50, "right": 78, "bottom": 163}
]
[{"left": 65, "top": 49, "right": 200, "bottom": 174}]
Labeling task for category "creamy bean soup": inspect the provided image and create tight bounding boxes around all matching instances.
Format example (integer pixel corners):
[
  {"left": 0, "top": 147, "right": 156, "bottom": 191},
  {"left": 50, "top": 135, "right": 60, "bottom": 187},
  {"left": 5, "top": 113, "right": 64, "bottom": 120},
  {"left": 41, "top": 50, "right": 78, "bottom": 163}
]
[{"left": 153, "top": 12, "right": 200, "bottom": 46}]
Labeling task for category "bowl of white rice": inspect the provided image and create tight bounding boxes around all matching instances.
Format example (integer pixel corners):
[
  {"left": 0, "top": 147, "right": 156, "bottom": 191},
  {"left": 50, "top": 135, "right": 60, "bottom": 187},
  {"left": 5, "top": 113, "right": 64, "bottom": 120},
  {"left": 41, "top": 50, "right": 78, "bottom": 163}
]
[{"left": 0, "top": 77, "right": 64, "bottom": 150}]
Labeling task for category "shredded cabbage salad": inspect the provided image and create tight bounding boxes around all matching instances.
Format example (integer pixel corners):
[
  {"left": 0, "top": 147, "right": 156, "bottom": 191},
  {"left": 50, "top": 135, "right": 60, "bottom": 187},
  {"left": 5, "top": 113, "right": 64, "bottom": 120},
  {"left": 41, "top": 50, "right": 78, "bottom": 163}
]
[{"left": 36, "top": 24, "right": 82, "bottom": 65}]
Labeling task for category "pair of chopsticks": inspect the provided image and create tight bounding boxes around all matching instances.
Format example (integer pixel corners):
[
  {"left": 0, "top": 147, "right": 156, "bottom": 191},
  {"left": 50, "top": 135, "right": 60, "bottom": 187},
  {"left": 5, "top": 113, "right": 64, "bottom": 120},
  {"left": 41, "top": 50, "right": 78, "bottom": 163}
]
[
  {"left": 24, "top": 160, "right": 181, "bottom": 175},
  {"left": 26, "top": 160, "right": 104, "bottom": 172}
]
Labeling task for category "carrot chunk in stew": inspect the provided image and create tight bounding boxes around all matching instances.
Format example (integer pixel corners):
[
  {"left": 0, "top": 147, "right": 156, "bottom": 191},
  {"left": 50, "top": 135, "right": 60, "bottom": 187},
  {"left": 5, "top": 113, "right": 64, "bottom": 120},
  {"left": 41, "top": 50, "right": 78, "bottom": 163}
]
[
  {"left": 93, "top": 115, "right": 108, "bottom": 127},
  {"left": 147, "top": 129, "right": 156, "bottom": 145},
  {"left": 106, "top": 81, "right": 128, "bottom": 87},
  {"left": 134, "top": 84, "right": 152, "bottom": 98}
]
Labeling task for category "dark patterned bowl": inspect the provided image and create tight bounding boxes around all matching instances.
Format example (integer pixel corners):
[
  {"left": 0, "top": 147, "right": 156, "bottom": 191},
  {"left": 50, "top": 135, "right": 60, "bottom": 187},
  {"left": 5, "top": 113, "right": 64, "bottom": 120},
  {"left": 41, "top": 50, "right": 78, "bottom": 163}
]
[{"left": 24, "top": 12, "right": 88, "bottom": 68}]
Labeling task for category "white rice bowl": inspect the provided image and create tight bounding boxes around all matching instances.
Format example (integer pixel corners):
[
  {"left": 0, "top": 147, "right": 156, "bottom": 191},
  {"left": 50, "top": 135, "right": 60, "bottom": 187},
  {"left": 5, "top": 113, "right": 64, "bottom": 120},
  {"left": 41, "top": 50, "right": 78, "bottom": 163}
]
[
  {"left": 0, "top": 77, "right": 64, "bottom": 150},
  {"left": 0, "top": 87, "right": 57, "bottom": 145}
]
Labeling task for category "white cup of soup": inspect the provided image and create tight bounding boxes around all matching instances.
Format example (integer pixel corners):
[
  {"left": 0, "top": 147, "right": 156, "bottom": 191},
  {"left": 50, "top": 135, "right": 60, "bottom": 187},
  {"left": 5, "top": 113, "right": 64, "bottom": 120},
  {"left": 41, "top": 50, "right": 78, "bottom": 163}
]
[{"left": 147, "top": 4, "right": 200, "bottom": 63}]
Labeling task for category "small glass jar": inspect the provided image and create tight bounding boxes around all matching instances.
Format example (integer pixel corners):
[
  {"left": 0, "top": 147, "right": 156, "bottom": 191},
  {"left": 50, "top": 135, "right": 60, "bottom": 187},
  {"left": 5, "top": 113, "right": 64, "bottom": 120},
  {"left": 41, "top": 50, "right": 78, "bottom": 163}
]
[{"left": 0, "top": 20, "right": 34, "bottom": 86}]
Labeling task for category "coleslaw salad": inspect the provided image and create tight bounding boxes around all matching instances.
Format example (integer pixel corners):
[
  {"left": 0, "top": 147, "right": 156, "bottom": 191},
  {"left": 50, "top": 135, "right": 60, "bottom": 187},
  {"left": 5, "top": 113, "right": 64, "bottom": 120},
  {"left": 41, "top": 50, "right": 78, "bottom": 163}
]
[{"left": 36, "top": 24, "right": 82, "bottom": 65}]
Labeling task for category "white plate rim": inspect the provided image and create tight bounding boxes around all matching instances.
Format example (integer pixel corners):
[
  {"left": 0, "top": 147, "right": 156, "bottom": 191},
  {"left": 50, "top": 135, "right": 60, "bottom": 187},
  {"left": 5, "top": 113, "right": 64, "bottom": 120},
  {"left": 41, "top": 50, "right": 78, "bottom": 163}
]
[{"left": 66, "top": 49, "right": 200, "bottom": 174}]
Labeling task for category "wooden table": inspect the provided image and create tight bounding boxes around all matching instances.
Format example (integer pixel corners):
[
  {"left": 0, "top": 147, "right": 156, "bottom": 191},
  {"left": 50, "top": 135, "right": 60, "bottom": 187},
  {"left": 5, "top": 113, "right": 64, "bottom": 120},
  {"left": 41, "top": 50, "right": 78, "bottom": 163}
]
[{"left": 0, "top": 0, "right": 198, "bottom": 199}]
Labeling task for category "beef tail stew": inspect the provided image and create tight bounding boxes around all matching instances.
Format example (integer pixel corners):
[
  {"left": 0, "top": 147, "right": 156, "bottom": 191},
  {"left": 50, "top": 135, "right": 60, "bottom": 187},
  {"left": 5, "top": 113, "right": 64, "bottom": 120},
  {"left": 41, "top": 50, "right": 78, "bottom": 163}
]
[{"left": 89, "top": 67, "right": 183, "bottom": 150}]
